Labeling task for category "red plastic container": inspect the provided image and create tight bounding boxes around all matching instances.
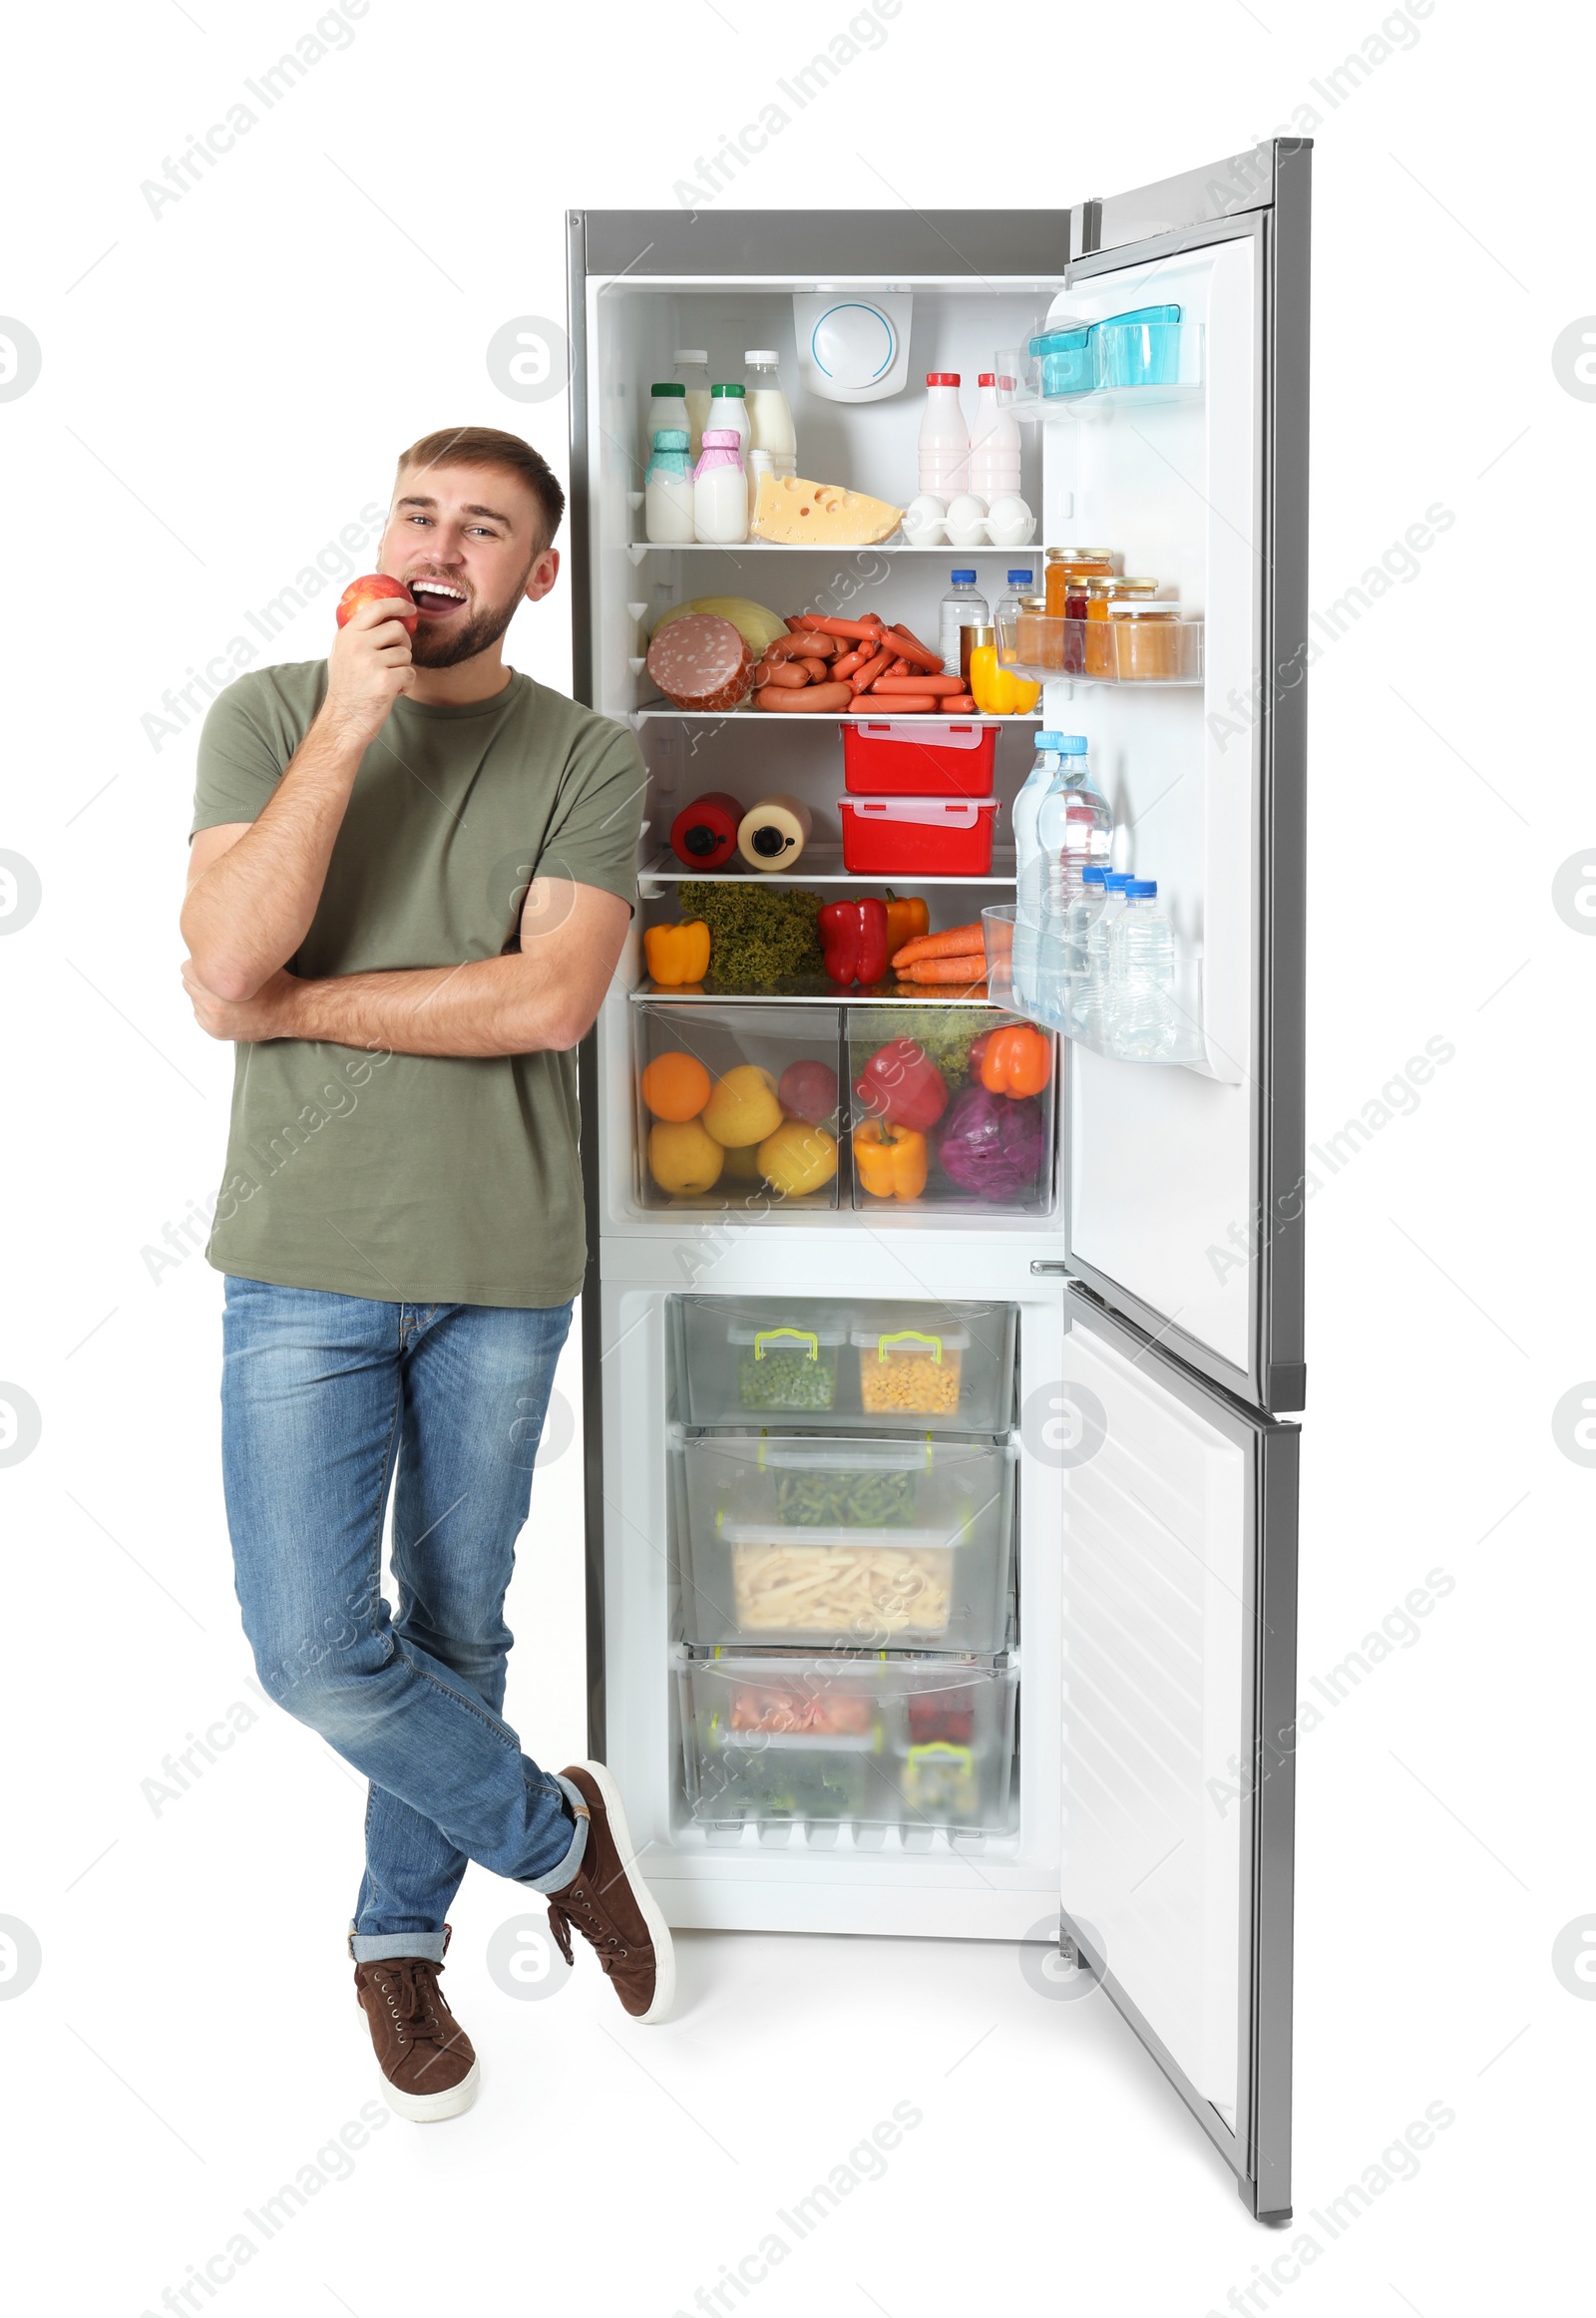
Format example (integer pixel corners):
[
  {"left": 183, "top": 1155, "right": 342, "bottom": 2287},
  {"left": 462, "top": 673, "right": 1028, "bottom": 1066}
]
[
  {"left": 842, "top": 719, "right": 998, "bottom": 798},
  {"left": 837, "top": 796, "right": 999, "bottom": 877}
]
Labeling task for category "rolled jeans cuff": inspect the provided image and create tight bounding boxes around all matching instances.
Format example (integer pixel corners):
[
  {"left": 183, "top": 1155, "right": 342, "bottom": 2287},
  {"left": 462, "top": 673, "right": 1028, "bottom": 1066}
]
[
  {"left": 348, "top": 1928, "right": 448, "bottom": 1964},
  {"left": 518, "top": 1772, "right": 590, "bottom": 1895}
]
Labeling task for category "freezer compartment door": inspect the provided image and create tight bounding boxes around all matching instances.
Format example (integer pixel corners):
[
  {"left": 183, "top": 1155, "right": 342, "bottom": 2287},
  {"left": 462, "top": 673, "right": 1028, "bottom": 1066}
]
[
  {"left": 1057, "top": 1287, "right": 1297, "bottom": 2219},
  {"left": 1060, "top": 142, "right": 1309, "bottom": 1413}
]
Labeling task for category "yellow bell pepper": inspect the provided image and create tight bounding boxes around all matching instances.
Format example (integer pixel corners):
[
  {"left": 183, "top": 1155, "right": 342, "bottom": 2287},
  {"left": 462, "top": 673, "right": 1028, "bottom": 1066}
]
[
  {"left": 854, "top": 1118, "right": 928, "bottom": 1202},
  {"left": 644, "top": 919, "right": 712, "bottom": 986},
  {"left": 968, "top": 643, "right": 1041, "bottom": 717}
]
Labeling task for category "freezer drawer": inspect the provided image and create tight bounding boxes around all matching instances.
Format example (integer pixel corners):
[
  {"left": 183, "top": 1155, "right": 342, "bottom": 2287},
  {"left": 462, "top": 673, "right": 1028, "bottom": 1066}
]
[
  {"left": 674, "top": 1433, "right": 1015, "bottom": 1651},
  {"left": 672, "top": 1295, "right": 1018, "bottom": 1434},
  {"left": 679, "top": 1653, "right": 1018, "bottom": 1835}
]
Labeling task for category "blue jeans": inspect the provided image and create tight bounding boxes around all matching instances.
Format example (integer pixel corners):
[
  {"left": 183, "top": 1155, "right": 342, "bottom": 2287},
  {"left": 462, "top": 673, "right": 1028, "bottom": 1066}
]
[{"left": 220, "top": 1278, "right": 587, "bottom": 1963}]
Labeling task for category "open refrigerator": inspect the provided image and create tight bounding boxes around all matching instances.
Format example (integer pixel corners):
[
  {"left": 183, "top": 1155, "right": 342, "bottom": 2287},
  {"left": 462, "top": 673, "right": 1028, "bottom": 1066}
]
[{"left": 566, "top": 144, "right": 1308, "bottom": 2220}]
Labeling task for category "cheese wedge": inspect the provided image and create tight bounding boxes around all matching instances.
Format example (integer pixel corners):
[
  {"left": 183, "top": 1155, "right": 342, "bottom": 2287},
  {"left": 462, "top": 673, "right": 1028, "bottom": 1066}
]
[{"left": 751, "top": 474, "right": 904, "bottom": 547}]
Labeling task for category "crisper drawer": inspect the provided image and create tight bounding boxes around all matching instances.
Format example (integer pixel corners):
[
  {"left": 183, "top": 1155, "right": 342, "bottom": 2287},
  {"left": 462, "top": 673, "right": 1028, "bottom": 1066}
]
[
  {"left": 679, "top": 1653, "right": 1018, "bottom": 1835},
  {"left": 671, "top": 1296, "right": 1017, "bottom": 1434},
  {"left": 634, "top": 1002, "right": 842, "bottom": 1211},
  {"left": 674, "top": 1433, "right": 1014, "bottom": 1651}
]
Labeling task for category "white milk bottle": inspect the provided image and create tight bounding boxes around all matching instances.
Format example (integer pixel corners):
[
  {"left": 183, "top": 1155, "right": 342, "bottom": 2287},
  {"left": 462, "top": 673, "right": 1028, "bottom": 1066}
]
[
  {"left": 693, "top": 428, "right": 749, "bottom": 544},
  {"left": 673, "top": 350, "right": 712, "bottom": 459},
  {"left": 968, "top": 372, "right": 1022, "bottom": 502},
  {"left": 644, "top": 380, "right": 689, "bottom": 468},
  {"left": 919, "top": 373, "right": 969, "bottom": 499},
  {"left": 743, "top": 351, "right": 796, "bottom": 477},
  {"left": 644, "top": 428, "right": 695, "bottom": 544}
]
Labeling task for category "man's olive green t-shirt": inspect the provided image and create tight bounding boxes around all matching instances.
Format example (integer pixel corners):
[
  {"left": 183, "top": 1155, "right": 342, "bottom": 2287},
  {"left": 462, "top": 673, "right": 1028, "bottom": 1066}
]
[{"left": 191, "top": 663, "right": 644, "bottom": 1308}]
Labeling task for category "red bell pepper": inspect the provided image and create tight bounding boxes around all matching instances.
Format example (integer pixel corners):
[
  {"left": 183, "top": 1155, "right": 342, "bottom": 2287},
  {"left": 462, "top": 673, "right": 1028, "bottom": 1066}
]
[
  {"left": 853, "top": 1034, "right": 949, "bottom": 1130},
  {"left": 818, "top": 897, "right": 889, "bottom": 987}
]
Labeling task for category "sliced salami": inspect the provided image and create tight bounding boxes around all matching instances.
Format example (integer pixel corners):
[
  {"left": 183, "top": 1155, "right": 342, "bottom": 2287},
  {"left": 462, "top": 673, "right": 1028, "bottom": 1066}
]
[{"left": 645, "top": 612, "right": 754, "bottom": 711}]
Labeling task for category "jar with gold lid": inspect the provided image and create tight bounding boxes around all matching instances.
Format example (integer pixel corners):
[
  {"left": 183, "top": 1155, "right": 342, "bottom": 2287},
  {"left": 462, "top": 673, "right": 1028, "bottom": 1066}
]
[
  {"left": 1106, "top": 597, "right": 1194, "bottom": 680},
  {"left": 1043, "top": 547, "right": 1115, "bottom": 619}
]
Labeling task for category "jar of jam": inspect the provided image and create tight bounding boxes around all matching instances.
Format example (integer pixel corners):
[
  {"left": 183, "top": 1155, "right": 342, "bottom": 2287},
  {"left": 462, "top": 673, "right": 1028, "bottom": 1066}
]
[
  {"left": 1013, "top": 593, "right": 1052, "bottom": 672},
  {"left": 1108, "top": 598, "right": 1191, "bottom": 680},
  {"left": 1042, "top": 546, "right": 1115, "bottom": 619},
  {"left": 1082, "top": 578, "right": 1121, "bottom": 677}
]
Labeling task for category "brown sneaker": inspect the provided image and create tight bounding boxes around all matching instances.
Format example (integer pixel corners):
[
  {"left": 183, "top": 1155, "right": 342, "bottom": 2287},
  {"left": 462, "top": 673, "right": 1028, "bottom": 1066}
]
[
  {"left": 547, "top": 1761, "right": 675, "bottom": 2024},
  {"left": 353, "top": 1953, "right": 480, "bottom": 2122}
]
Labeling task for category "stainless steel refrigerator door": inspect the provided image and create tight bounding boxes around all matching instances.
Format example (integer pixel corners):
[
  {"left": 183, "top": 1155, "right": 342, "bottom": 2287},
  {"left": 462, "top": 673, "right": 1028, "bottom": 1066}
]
[
  {"left": 1055, "top": 1286, "right": 1298, "bottom": 2220},
  {"left": 1058, "top": 143, "right": 1309, "bottom": 1416}
]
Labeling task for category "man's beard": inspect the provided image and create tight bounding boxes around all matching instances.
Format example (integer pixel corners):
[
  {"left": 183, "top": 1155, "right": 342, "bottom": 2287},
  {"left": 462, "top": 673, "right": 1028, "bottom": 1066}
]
[{"left": 408, "top": 568, "right": 532, "bottom": 668}]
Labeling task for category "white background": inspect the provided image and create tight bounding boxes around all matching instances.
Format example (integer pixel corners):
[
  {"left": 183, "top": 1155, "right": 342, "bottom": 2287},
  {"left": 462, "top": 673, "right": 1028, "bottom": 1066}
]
[{"left": 1, "top": 1, "right": 1588, "bottom": 2311}]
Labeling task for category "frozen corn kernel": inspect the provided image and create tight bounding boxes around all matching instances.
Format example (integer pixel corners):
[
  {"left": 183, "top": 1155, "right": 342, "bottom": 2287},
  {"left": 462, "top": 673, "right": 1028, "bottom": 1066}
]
[{"left": 858, "top": 1348, "right": 963, "bottom": 1415}]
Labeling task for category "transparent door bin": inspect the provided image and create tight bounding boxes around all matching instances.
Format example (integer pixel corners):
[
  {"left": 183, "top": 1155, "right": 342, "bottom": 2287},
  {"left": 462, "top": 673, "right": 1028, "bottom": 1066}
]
[
  {"left": 997, "top": 610, "right": 1204, "bottom": 684},
  {"left": 671, "top": 1295, "right": 1017, "bottom": 1434},
  {"left": 678, "top": 1654, "right": 1018, "bottom": 1836},
  {"left": 634, "top": 1002, "right": 843, "bottom": 1212},
  {"left": 1001, "top": 318, "right": 1205, "bottom": 418},
  {"left": 847, "top": 1005, "right": 1055, "bottom": 1218},
  {"left": 674, "top": 1433, "right": 1015, "bottom": 1651},
  {"left": 982, "top": 905, "right": 1209, "bottom": 1067}
]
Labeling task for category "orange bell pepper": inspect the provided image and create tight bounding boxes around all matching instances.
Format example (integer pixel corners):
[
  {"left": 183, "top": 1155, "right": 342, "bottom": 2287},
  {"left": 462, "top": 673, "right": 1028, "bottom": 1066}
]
[
  {"left": 854, "top": 1118, "right": 928, "bottom": 1201},
  {"left": 643, "top": 919, "right": 711, "bottom": 986},
  {"left": 883, "top": 890, "right": 930, "bottom": 962},
  {"left": 979, "top": 1022, "right": 1052, "bottom": 1098}
]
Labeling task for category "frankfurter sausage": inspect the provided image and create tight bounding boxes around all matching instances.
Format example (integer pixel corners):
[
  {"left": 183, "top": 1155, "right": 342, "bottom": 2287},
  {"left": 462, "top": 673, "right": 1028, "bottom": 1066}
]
[
  {"left": 847, "top": 648, "right": 893, "bottom": 693},
  {"left": 765, "top": 628, "right": 840, "bottom": 660},
  {"left": 830, "top": 646, "right": 870, "bottom": 680},
  {"left": 869, "top": 672, "right": 966, "bottom": 695},
  {"left": 756, "top": 658, "right": 812, "bottom": 689},
  {"left": 888, "top": 622, "right": 945, "bottom": 672},
  {"left": 851, "top": 691, "right": 940, "bottom": 714},
  {"left": 791, "top": 613, "right": 881, "bottom": 641},
  {"left": 942, "top": 696, "right": 980, "bottom": 714},
  {"left": 798, "top": 657, "right": 830, "bottom": 682},
  {"left": 754, "top": 680, "right": 855, "bottom": 712}
]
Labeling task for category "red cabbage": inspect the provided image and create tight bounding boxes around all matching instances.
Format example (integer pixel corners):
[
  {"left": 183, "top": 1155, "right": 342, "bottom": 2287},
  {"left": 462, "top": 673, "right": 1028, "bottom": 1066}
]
[{"left": 935, "top": 1084, "right": 1046, "bottom": 1200}]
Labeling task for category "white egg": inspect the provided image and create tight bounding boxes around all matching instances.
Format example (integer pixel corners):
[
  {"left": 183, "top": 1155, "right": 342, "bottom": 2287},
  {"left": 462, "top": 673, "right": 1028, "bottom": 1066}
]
[
  {"left": 985, "top": 494, "right": 1035, "bottom": 546},
  {"left": 902, "top": 494, "right": 948, "bottom": 545},
  {"left": 944, "top": 493, "right": 989, "bottom": 546}
]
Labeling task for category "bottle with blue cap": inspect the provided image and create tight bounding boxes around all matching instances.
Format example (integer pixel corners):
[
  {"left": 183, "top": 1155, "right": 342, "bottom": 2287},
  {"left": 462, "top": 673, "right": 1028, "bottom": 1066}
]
[
  {"left": 1009, "top": 728, "right": 1064, "bottom": 1009},
  {"left": 993, "top": 569, "right": 1036, "bottom": 637},
  {"left": 1034, "top": 757, "right": 1098, "bottom": 1018},
  {"left": 1071, "top": 872, "right": 1134, "bottom": 1041},
  {"left": 1050, "top": 732, "right": 1112, "bottom": 863},
  {"left": 938, "top": 568, "right": 991, "bottom": 680},
  {"left": 1107, "top": 878, "right": 1177, "bottom": 1058}
]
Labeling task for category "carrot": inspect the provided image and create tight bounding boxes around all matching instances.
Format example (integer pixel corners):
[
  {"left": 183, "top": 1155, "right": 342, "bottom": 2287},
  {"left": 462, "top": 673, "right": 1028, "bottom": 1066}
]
[
  {"left": 895, "top": 953, "right": 989, "bottom": 984},
  {"left": 891, "top": 922, "right": 987, "bottom": 968},
  {"left": 888, "top": 623, "right": 945, "bottom": 672}
]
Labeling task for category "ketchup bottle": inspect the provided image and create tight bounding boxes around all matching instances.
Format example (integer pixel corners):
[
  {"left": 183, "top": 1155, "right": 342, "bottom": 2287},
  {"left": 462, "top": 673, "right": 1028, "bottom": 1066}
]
[{"left": 669, "top": 790, "right": 742, "bottom": 870}]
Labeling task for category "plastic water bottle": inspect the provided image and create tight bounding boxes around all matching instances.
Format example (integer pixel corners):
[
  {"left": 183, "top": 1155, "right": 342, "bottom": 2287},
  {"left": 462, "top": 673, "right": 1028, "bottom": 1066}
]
[
  {"left": 1072, "top": 872, "right": 1133, "bottom": 1043},
  {"left": 993, "top": 570, "right": 1035, "bottom": 659},
  {"left": 1009, "top": 729, "right": 1062, "bottom": 1009},
  {"left": 1052, "top": 733, "right": 1113, "bottom": 864},
  {"left": 968, "top": 372, "right": 1022, "bottom": 502},
  {"left": 1108, "top": 879, "right": 1177, "bottom": 1058},
  {"left": 1034, "top": 788, "right": 1097, "bottom": 1022},
  {"left": 1062, "top": 865, "right": 1110, "bottom": 1017},
  {"left": 919, "top": 372, "right": 970, "bottom": 499},
  {"left": 938, "top": 569, "right": 990, "bottom": 679}
]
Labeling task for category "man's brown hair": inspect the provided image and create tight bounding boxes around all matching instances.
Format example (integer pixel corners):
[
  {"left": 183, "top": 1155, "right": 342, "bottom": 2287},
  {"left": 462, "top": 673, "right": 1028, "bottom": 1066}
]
[{"left": 393, "top": 426, "right": 566, "bottom": 554}]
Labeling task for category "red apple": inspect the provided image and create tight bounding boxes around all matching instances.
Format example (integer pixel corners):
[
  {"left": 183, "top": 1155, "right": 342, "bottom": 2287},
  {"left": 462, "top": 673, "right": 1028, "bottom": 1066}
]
[
  {"left": 335, "top": 574, "right": 418, "bottom": 634},
  {"left": 777, "top": 1058, "right": 839, "bottom": 1127}
]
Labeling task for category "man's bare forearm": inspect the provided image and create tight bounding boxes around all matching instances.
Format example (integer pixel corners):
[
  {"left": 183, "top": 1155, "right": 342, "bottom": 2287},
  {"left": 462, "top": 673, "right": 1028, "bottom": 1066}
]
[
  {"left": 180, "top": 713, "right": 368, "bottom": 1000},
  {"left": 280, "top": 954, "right": 582, "bottom": 1058}
]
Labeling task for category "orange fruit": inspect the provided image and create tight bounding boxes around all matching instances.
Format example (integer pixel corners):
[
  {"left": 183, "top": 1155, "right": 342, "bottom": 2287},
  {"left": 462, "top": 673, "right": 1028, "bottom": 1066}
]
[{"left": 640, "top": 1050, "right": 711, "bottom": 1121}]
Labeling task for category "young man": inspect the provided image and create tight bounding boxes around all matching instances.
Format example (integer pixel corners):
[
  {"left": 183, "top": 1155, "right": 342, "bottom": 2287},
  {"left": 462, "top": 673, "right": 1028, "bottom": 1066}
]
[{"left": 181, "top": 426, "right": 669, "bottom": 2123}]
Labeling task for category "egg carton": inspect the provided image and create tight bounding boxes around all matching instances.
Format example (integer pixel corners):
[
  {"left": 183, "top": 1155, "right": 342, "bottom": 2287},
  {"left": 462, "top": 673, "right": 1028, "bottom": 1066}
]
[{"left": 901, "top": 492, "right": 1036, "bottom": 551}]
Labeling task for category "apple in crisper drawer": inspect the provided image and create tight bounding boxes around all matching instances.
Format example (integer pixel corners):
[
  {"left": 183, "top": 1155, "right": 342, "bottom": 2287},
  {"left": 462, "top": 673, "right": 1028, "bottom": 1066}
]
[{"left": 776, "top": 1058, "right": 839, "bottom": 1127}]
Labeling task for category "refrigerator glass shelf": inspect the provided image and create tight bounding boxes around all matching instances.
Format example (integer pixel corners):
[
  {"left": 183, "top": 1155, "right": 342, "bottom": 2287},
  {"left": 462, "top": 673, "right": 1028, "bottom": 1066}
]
[
  {"left": 622, "top": 542, "right": 1041, "bottom": 556},
  {"left": 639, "top": 842, "right": 1015, "bottom": 889},
  {"left": 632, "top": 708, "right": 1041, "bottom": 726},
  {"left": 630, "top": 978, "right": 1000, "bottom": 1004}
]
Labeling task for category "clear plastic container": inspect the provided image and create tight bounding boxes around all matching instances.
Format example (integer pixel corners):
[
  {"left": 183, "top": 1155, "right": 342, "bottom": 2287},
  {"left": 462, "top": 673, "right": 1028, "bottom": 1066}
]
[
  {"left": 671, "top": 1296, "right": 1016, "bottom": 1433},
  {"left": 634, "top": 1004, "right": 842, "bottom": 1211},
  {"left": 847, "top": 1006, "right": 1055, "bottom": 1216},
  {"left": 678, "top": 1652, "right": 1018, "bottom": 1833},
  {"left": 674, "top": 1434, "right": 1015, "bottom": 1650}
]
